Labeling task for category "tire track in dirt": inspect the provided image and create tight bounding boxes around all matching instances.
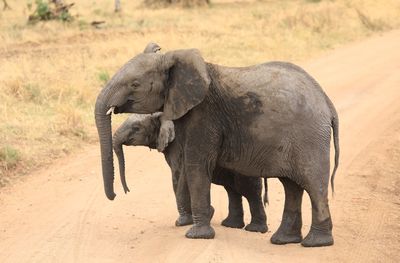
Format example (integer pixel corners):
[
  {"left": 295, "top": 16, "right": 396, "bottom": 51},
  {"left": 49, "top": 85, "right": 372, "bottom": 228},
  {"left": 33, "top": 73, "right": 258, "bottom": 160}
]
[
  {"left": 346, "top": 108, "right": 400, "bottom": 263},
  {"left": 72, "top": 183, "right": 101, "bottom": 262}
]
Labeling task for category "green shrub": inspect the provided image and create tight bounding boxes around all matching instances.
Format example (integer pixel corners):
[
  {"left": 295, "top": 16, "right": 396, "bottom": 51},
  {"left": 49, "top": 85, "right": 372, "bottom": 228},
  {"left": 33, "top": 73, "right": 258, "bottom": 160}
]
[
  {"left": 35, "top": 0, "right": 51, "bottom": 20},
  {"left": 28, "top": 0, "right": 74, "bottom": 23},
  {"left": 98, "top": 70, "right": 110, "bottom": 85},
  {"left": 0, "top": 145, "right": 20, "bottom": 170},
  {"left": 59, "top": 9, "right": 73, "bottom": 22}
]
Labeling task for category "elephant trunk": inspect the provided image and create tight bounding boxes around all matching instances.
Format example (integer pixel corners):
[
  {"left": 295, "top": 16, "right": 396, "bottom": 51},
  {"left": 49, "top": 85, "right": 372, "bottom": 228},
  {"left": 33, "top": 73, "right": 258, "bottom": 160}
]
[
  {"left": 113, "top": 131, "right": 130, "bottom": 194},
  {"left": 94, "top": 88, "right": 117, "bottom": 200}
]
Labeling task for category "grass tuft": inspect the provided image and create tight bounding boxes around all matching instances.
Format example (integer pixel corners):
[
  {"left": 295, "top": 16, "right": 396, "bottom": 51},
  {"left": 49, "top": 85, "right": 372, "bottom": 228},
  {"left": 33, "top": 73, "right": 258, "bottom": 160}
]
[
  {"left": 355, "top": 8, "right": 390, "bottom": 32},
  {"left": 57, "top": 105, "right": 88, "bottom": 140},
  {"left": 7, "top": 81, "right": 44, "bottom": 103},
  {"left": 98, "top": 70, "right": 110, "bottom": 85},
  {"left": 0, "top": 145, "right": 21, "bottom": 171}
]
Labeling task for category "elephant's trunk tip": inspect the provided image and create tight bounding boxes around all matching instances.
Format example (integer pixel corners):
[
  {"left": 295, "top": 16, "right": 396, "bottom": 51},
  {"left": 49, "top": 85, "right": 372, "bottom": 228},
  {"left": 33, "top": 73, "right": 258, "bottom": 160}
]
[{"left": 106, "top": 191, "right": 116, "bottom": 201}]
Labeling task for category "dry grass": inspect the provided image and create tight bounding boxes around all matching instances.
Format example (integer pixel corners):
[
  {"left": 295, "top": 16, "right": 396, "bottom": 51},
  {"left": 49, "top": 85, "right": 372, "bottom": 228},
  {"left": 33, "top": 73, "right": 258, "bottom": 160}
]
[{"left": 0, "top": 0, "right": 399, "bottom": 184}]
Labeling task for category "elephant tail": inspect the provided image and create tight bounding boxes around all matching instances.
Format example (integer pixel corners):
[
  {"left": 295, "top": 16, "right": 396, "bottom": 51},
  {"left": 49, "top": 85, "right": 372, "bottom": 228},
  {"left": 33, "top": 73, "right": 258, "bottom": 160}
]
[
  {"left": 331, "top": 114, "right": 340, "bottom": 197},
  {"left": 263, "top": 178, "right": 269, "bottom": 207}
]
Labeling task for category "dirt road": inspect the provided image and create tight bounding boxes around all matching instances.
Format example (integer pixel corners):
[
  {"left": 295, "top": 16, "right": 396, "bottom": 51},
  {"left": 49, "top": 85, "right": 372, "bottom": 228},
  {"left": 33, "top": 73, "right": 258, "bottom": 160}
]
[{"left": 1, "top": 31, "right": 399, "bottom": 263}]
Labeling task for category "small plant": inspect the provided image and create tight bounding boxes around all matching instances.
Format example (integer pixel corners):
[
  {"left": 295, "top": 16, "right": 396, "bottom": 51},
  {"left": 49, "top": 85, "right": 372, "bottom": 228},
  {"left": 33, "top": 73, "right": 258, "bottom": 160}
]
[
  {"left": 356, "top": 8, "right": 389, "bottom": 32},
  {"left": 58, "top": 9, "right": 72, "bottom": 22},
  {"left": 57, "top": 105, "right": 87, "bottom": 139},
  {"left": 7, "top": 80, "right": 44, "bottom": 103},
  {"left": 78, "top": 19, "right": 89, "bottom": 30},
  {"left": 24, "top": 83, "right": 43, "bottom": 103},
  {"left": 37, "top": 0, "right": 51, "bottom": 20},
  {"left": 28, "top": 0, "right": 74, "bottom": 23},
  {"left": 27, "top": 1, "right": 33, "bottom": 10},
  {"left": 0, "top": 145, "right": 20, "bottom": 170},
  {"left": 98, "top": 70, "right": 110, "bottom": 85}
]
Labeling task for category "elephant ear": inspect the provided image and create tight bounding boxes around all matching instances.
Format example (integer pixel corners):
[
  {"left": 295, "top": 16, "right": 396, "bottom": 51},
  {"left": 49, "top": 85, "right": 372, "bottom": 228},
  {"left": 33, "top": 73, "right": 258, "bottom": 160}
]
[
  {"left": 143, "top": 42, "right": 161, "bottom": 53},
  {"left": 163, "top": 49, "right": 211, "bottom": 120}
]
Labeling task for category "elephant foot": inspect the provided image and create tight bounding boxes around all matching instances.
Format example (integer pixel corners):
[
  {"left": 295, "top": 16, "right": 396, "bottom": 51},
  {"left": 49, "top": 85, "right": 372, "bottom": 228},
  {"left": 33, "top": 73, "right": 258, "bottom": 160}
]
[
  {"left": 185, "top": 225, "right": 215, "bottom": 239},
  {"left": 221, "top": 216, "right": 245, "bottom": 229},
  {"left": 175, "top": 214, "right": 193, "bottom": 227},
  {"left": 271, "top": 229, "right": 302, "bottom": 245},
  {"left": 244, "top": 222, "right": 268, "bottom": 233},
  {"left": 301, "top": 227, "right": 333, "bottom": 247}
]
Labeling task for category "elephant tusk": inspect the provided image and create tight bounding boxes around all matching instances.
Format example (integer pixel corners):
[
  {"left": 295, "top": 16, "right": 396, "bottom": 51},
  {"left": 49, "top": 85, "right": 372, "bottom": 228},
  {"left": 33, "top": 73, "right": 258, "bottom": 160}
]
[{"left": 106, "top": 107, "right": 115, "bottom": 115}]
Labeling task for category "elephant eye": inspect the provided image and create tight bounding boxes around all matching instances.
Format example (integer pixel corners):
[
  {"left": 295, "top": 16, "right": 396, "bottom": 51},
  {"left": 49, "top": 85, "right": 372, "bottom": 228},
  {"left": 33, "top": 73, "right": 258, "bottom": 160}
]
[{"left": 130, "top": 81, "right": 140, "bottom": 88}]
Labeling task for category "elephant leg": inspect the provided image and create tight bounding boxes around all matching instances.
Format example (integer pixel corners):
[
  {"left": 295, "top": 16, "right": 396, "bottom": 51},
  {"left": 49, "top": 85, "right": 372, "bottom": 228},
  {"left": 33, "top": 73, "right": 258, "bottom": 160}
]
[
  {"left": 169, "top": 153, "right": 193, "bottom": 227},
  {"left": 271, "top": 177, "right": 304, "bottom": 245},
  {"left": 174, "top": 173, "right": 193, "bottom": 227},
  {"left": 301, "top": 183, "right": 333, "bottom": 247},
  {"left": 221, "top": 186, "right": 245, "bottom": 229},
  {"left": 300, "top": 150, "right": 334, "bottom": 247},
  {"left": 184, "top": 165, "right": 215, "bottom": 239},
  {"left": 244, "top": 193, "right": 268, "bottom": 234}
]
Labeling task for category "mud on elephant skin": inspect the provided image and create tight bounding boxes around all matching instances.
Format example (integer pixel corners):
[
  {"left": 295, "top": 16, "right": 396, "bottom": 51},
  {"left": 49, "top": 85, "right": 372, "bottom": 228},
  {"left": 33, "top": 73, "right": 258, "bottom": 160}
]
[
  {"left": 112, "top": 113, "right": 268, "bottom": 234},
  {"left": 95, "top": 43, "right": 339, "bottom": 247}
]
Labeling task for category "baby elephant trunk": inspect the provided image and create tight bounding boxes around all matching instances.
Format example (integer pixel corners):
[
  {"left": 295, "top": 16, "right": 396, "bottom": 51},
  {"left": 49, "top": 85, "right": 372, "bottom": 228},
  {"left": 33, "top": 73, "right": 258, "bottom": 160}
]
[{"left": 113, "top": 134, "right": 130, "bottom": 194}]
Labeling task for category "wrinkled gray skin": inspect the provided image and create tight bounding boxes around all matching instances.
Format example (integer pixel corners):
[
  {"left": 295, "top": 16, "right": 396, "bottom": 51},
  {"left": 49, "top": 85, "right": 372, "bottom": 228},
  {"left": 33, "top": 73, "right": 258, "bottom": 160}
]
[
  {"left": 94, "top": 43, "right": 339, "bottom": 247},
  {"left": 113, "top": 114, "right": 268, "bottom": 233}
]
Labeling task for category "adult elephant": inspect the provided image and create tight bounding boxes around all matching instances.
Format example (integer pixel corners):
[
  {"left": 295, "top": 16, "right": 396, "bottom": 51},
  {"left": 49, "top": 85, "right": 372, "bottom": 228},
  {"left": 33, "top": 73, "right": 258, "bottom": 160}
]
[{"left": 94, "top": 43, "right": 339, "bottom": 247}]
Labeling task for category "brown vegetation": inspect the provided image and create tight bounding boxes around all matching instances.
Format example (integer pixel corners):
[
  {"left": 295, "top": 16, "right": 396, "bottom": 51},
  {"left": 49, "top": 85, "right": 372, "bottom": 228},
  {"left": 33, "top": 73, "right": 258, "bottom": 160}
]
[
  {"left": 1, "top": 0, "right": 399, "bottom": 184},
  {"left": 2, "top": 0, "right": 11, "bottom": 10},
  {"left": 143, "top": 0, "right": 209, "bottom": 8}
]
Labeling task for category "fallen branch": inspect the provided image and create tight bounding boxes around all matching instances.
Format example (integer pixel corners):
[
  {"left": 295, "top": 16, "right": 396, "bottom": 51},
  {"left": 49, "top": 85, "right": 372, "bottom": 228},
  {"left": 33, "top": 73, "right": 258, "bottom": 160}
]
[{"left": 91, "top": 20, "right": 106, "bottom": 29}]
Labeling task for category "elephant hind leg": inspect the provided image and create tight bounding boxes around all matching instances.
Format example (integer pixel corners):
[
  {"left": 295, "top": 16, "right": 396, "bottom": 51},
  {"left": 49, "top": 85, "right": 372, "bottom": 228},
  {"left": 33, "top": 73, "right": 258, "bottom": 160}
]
[
  {"left": 244, "top": 194, "right": 268, "bottom": 233},
  {"left": 293, "top": 142, "right": 333, "bottom": 247},
  {"left": 221, "top": 186, "right": 245, "bottom": 229},
  {"left": 271, "top": 177, "right": 304, "bottom": 245},
  {"left": 301, "top": 187, "right": 333, "bottom": 247},
  {"left": 300, "top": 164, "right": 334, "bottom": 247},
  {"left": 230, "top": 174, "right": 267, "bottom": 233}
]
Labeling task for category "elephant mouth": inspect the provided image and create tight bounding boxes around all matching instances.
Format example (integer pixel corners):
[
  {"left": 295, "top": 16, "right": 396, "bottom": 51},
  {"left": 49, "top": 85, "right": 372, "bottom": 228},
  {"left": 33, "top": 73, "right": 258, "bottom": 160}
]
[
  {"left": 107, "top": 100, "right": 163, "bottom": 115},
  {"left": 112, "top": 100, "right": 135, "bottom": 114}
]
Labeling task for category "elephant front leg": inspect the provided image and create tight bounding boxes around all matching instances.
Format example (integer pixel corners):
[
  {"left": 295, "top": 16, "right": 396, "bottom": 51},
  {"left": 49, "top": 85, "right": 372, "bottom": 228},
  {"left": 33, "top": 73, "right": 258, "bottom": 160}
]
[
  {"left": 184, "top": 164, "right": 215, "bottom": 239},
  {"left": 271, "top": 178, "right": 304, "bottom": 244},
  {"left": 174, "top": 173, "right": 193, "bottom": 227}
]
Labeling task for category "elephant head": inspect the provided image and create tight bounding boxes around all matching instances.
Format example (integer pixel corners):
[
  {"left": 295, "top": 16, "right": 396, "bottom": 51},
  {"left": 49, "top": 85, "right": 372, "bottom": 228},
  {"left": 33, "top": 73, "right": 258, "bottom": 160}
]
[
  {"left": 112, "top": 113, "right": 162, "bottom": 194},
  {"left": 94, "top": 43, "right": 211, "bottom": 200}
]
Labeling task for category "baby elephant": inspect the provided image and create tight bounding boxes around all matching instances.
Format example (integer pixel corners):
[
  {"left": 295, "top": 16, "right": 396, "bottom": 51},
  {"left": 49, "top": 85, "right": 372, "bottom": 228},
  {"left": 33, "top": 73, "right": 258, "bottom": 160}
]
[{"left": 113, "top": 114, "right": 268, "bottom": 233}]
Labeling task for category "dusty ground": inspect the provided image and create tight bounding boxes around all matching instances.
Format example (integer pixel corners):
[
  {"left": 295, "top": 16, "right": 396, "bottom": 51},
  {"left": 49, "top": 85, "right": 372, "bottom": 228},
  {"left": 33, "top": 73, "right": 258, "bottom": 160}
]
[{"left": 0, "top": 30, "right": 399, "bottom": 262}]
